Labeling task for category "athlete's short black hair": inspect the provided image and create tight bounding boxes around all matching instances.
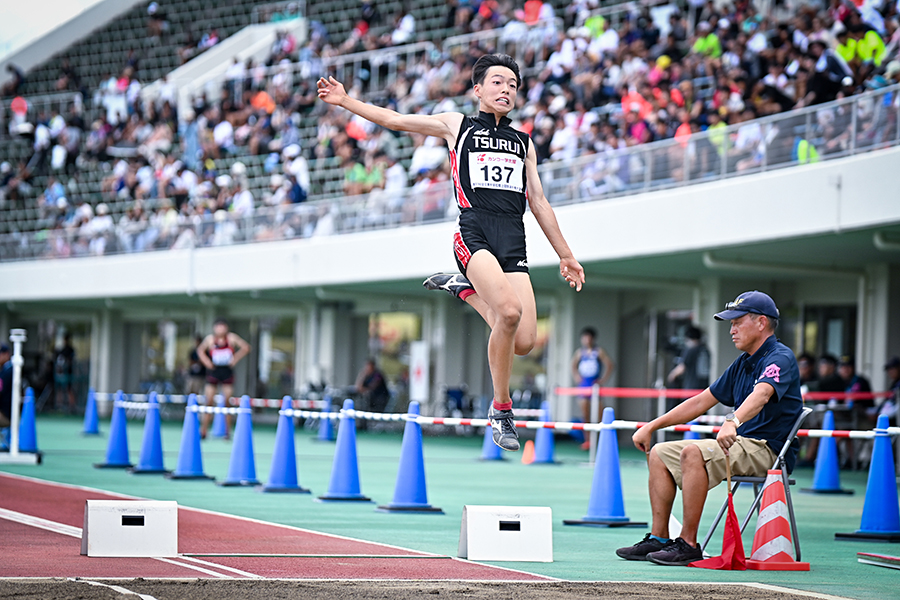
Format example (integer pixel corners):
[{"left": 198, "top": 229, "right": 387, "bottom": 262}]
[
  {"left": 213, "top": 318, "right": 229, "bottom": 328},
  {"left": 580, "top": 327, "right": 597, "bottom": 339},
  {"left": 472, "top": 54, "right": 521, "bottom": 88}
]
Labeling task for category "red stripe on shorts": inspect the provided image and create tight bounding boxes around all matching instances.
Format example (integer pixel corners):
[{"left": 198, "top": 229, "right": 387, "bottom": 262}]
[{"left": 454, "top": 230, "right": 472, "bottom": 268}]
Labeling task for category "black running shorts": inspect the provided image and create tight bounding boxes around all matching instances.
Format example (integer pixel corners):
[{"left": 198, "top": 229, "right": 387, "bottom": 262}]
[{"left": 453, "top": 209, "right": 528, "bottom": 276}]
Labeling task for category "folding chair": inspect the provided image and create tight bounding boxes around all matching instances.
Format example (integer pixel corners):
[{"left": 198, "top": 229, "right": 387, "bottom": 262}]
[{"left": 700, "top": 406, "right": 813, "bottom": 560}]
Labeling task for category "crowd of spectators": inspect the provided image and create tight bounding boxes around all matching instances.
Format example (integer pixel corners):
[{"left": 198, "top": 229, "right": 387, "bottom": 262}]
[{"left": 2, "top": 0, "right": 900, "bottom": 259}]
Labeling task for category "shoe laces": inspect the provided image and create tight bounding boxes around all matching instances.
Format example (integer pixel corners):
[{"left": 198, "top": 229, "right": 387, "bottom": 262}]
[{"left": 493, "top": 410, "right": 516, "bottom": 434}]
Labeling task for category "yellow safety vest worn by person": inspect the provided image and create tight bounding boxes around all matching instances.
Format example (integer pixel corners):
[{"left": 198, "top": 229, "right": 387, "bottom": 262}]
[
  {"left": 692, "top": 33, "right": 722, "bottom": 58},
  {"left": 796, "top": 138, "right": 820, "bottom": 164},
  {"left": 836, "top": 38, "right": 857, "bottom": 63},
  {"left": 856, "top": 30, "right": 886, "bottom": 66},
  {"left": 707, "top": 121, "right": 728, "bottom": 153}
]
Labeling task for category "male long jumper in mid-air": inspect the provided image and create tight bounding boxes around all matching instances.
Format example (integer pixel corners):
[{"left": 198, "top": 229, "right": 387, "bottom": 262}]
[{"left": 317, "top": 54, "right": 585, "bottom": 451}]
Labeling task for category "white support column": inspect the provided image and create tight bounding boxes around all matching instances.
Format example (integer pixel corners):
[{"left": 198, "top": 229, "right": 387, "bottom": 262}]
[
  {"left": 547, "top": 291, "right": 576, "bottom": 422},
  {"left": 861, "top": 264, "right": 890, "bottom": 390},
  {"left": 318, "top": 305, "right": 336, "bottom": 388},
  {"left": 431, "top": 296, "right": 468, "bottom": 414},
  {"left": 698, "top": 277, "right": 725, "bottom": 377},
  {"left": 89, "top": 309, "right": 124, "bottom": 394},
  {"left": 293, "top": 309, "right": 306, "bottom": 397}
]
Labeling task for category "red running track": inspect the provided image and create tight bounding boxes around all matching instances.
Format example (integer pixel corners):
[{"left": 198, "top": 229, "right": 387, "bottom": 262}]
[{"left": 0, "top": 473, "right": 550, "bottom": 581}]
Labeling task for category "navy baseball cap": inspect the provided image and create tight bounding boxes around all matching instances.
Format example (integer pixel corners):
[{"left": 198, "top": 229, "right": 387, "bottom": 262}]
[
  {"left": 0, "top": 344, "right": 9, "bottom": 353},
  {"left": 714, "top": 291, "right": 780, "bottom": 321}
]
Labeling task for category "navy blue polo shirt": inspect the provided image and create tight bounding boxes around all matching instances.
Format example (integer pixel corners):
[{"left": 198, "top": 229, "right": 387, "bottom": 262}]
[{"left": 709, "top": 335, "right": 803, "bottom": 472}]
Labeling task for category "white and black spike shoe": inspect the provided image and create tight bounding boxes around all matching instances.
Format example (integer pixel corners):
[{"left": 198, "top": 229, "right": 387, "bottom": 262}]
[{"left": 422, "top": 273, "right": 474, "bottom": 300}]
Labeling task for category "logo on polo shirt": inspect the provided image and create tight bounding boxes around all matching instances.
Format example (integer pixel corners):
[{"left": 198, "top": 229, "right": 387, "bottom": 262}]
[{"left": 761, "top": 363, "right": 781, "bottom": 383}]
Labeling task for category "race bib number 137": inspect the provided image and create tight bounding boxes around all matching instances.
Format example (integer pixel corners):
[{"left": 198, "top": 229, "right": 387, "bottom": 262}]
[{"left": 469, "top": 152, "right": 524, "bottom": 193}]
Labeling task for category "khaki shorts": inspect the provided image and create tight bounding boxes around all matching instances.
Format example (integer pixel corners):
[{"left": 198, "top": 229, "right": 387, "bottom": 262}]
[{"left": 654, "top": 437, "right": 777, "bottom": 491}]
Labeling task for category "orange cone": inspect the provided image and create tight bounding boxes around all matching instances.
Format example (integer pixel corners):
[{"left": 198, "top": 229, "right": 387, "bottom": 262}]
[
  {"left": 746, "top": 470, "right": 809, "bottom": 571},
  {"left": 521, "top": 440, "right": 535, "bottom": 465}
]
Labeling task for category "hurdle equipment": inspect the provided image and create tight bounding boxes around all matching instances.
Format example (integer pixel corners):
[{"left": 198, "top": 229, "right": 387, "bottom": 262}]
[
  {"left": 94, "top": 391, "right": 132, "bottom": 469},
  {"left": 217, "top": 395, "right": 259, "bottom": 486},
  {"left": 802, "top": 410, "right": 852, "bottom": 495},
  {"left": 458, "top": 506, "right": 553, "bottom": 562},
  {"left": 167, "top": 394, "right": 213, "bottom": 480},
  {"left": 82, "top": 388, "right": 100, "bottom": 435},
  {"left": 532, "top": 400, "right": 557, "bottom": 464},
  {"left": 835, "top": 414, "right": 900, "bottom": 542},
  {"left": 317, "top": 399, "right": 372, "bottom": 502},
  {"left": 564, "top": 407, "right": 647, "bottom": 527},
  {"left": 81, "top": 500, "right": 178, "bottom": 557},
  {"left": 376, "top": 402, "right": 443, "bottom": 513},
  {"left": 17, "top": 387, "right": 39, "bottom": 454},
  {"left": 479, "top": 425, "right": 505, "bottom": 461},
  {"left": 316, "top": 396, "right": 337, "bottom": 442},
  {"left": 746, "top": 469, "right": 810, "bottom": 571},
  {"left": 210, "top": 394, "right": 228, "bottom": 438},
  {"left": 129, "top": 392, "right": 168, "bottom": 474},
  {"left": 260, "top": 396, "right": 310, "bottom": 493}
]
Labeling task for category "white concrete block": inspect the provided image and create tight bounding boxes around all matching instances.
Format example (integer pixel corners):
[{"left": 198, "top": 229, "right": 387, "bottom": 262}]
[
  {"left": 458, "top": 505, "right": 553, "bottom": 562},
  {"left": 81, "top": 500, "right": 178, "bottom": 557}
]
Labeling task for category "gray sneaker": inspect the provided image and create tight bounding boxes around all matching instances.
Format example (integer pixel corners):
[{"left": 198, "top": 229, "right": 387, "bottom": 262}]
[
  {"left": 488, "top": 405, "right": 519, "bottom": 451},
  {"left": 615, "top": 533, "right": 670, "bottom": 561},
  {"left": 423, "top": 273, "right": 474, "bottom": 300},
  {"left": 646, "top": 537, "right": 703, "bottom": 566}
]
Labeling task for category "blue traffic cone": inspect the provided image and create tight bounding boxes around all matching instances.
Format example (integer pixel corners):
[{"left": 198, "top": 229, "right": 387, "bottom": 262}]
[
  {"left": 18, "top": 387, "right": 38, "bottom": 453},
  {"left": 167, "top": 394, "right": 213, "bottom": 480},
  {"left": 219, "top": 396, "right": 259, "bottom": 486},
  {"left": 82, "top": 388, "right": 100, "bottom": 435},
  {"left": 94, "top": 391, "right": 132, "bottom": 468},
  {"left": 210, "top": 394, "right": 227, "bottom": 438},
  {"left": 480, "top": 424, "right": 505, "bottom": 461},
  {"left": 835, "top": 414, "right": 900, "bottom": 541},
  {"left": 316, "top": 397, "right": 337, "bottom": 442},
  {"left": 532, "top": 400, "right": 557, "bottom": 464},
  {"left": 564, "top": 407, "right": 647, "bottom": 527},
  {"left": 317, "top": 399, "right": 372, "bottom": 502},
  {"left": 377, "top": 402, "right": 443, "bottom": 513},
  {"left": 802, "top": 410, "right": 852, "bottom": 494},
  {"left": 130, "top": 392, "right": 168, "bottom": 474},
  {"left": 260, "top": 396, "right": 310, "bottom": 493},
  {"left": 684, "top": 419, "right": 701, "bottom": 440}
]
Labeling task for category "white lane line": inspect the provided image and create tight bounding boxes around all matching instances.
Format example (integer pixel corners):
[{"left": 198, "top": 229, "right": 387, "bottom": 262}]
[
  {"left": 0, "top": 505, "right": 245, "bottom": 579},
  {"left": 0, "top": 507, "right": 82, "bottom": 538},
  {"left": 178, "top": 555, "right": 263, "bottom": 579},
  {"left": 68, "top": 578, "right": 159, "bottom": 600},
  {"left": 152, "top": 557, "right": 231, "bottom": 579}
]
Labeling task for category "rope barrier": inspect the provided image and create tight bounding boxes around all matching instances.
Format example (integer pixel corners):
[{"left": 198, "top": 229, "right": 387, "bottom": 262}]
[
  {"left": 105, "top": 390, "right": 899, "bottom": 439},
  {"left": 278, "top": 408, "right": 900, "bottom": 439},
  {"left": 555, "top": 386, "right": 895, "bottom": 402}
]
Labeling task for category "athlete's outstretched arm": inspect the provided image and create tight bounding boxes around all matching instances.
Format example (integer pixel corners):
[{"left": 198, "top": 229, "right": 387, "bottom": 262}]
[
  {"left": 317, "top": 76, "right": 463, "bottom": 144},
  {"left": 525, "top": 139, "right": 585, "bottom": 292}
]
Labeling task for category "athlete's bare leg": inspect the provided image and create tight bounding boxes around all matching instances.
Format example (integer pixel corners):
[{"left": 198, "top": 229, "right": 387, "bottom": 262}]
[
  {"left": 200, "top": 383, "right": 216, "bottom": 438},
  {"left": 463, "top": 272, "right": 536, "bottom": 356},
  {"left": 221, "top": 383, "right": 234, "bottom": 438},
  {"left": 464, "top": 250, "right": 526, "bottom": 404}
]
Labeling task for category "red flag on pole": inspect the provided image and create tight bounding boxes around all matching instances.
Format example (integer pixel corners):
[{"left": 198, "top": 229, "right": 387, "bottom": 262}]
[{"left": 690, "top": 455, "right": 746, "bottom": 570}]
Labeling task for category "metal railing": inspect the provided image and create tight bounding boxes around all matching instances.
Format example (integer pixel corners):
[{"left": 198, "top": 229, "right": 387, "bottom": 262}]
[
  {"left": 1, "top": 85, "right": 898, "bottom": 261},
  {"left": 540, "top": 84, "right": 900, "bottom": 206}
]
